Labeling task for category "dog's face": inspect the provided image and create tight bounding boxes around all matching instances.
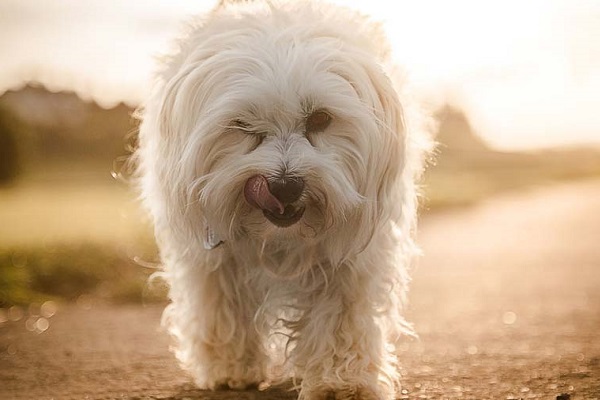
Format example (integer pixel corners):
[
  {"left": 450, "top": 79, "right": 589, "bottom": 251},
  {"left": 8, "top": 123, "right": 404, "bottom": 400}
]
[{"left": 144, "top": 4, "right": 408, "bottom": 261}]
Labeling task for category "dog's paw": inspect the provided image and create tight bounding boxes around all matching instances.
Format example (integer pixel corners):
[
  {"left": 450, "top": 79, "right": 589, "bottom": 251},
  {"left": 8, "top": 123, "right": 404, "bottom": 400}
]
[
  {"left": 303, "top": 385, "right": 386, "bottom": 400},
  {"left": 188, "top": 351, "right": 268, "bottom": 391},
  {"left": 195, "top": 364, "right": 267, "bottom": 391}
]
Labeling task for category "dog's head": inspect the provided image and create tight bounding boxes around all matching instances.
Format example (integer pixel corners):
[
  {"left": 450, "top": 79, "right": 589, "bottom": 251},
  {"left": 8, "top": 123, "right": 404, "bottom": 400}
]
[{"left": 139, "top": 1, "right": 423, "bottom": 266}]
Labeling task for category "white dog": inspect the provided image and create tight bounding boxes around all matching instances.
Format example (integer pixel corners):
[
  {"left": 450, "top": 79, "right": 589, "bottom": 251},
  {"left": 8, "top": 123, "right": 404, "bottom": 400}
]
[{"left": 137, "top": 1, "right": 429, "bottom": 399}]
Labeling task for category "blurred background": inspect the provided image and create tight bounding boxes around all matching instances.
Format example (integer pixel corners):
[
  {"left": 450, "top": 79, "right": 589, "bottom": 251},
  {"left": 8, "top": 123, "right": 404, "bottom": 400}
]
[
  {"left": 1, "top": 1, "right": 600, "bottom": 398},
  {"left": 0, "top": 0, "right": 599, "bottom": 338}
]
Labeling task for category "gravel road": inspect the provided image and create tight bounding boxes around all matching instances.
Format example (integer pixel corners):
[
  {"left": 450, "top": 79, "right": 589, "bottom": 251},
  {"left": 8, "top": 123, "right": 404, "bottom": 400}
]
[{"left": 1, "top": 180, "right": 599, "bottom": 399}]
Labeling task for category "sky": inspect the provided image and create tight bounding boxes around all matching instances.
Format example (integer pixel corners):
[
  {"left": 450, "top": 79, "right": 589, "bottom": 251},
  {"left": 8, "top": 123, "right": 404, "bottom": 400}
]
[{"left": 0, "top": 0, "right": 599, "bottom": 151}]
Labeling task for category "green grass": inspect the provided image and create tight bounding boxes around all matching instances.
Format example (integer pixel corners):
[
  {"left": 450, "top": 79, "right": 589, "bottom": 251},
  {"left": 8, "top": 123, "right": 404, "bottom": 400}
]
[
  {"left": 421, "top": 147, "right": 600, "bottom": 211},
  {"left": 0, "top": 163, "right": 148, "bottom": 248},
  {"left": 0, "top": 242, "right": 167, "bottom": 307},
  {"left": 0, "top": 167, "right": 166, "bottom": 307}
]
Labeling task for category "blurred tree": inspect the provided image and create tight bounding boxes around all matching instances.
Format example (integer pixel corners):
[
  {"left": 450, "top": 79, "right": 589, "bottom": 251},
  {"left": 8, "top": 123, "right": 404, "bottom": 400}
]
[
  {"left": 0, "top": 84, "right": 135, "bottom": 165},
  {"left": 435, "top": 105, "right": 489, "bottom": 153},
  {"left": 0, "top": 105, "right": 22, "bottom": 184}
]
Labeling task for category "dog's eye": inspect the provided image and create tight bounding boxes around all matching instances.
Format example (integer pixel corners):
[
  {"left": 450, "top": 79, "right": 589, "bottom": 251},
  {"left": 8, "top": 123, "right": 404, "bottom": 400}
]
[
  {"left": 232, "top": 119, "right": 251, "bottom": 131},
  {"left": 231, "top": 119, "right": 265, "bottom": 148},
  {"left": 305, "top": 110, "right": 332, "bottom": 133}
]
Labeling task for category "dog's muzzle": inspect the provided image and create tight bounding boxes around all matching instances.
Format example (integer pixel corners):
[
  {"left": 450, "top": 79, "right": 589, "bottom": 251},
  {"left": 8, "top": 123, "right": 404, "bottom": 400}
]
[{"left": 244, "top": 174, "right": 305, "bottom": 228}]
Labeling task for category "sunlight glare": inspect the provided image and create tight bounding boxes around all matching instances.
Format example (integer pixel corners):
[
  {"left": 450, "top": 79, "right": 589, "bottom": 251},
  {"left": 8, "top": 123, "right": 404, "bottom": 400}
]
[{"left": 0, "top": 0, "right": 598, "bottom": 149}]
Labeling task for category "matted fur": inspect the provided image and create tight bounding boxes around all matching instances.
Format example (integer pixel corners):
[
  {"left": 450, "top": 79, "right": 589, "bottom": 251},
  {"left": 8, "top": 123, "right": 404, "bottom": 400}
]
[{"left": 136, "top": 1, "right": 431, "bottom": 399}]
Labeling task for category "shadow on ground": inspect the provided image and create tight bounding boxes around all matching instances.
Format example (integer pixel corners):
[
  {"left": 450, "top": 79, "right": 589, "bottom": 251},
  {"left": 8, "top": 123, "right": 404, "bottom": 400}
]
[{"left": 165, "top": 383, "right": 297, "bottom": 400}]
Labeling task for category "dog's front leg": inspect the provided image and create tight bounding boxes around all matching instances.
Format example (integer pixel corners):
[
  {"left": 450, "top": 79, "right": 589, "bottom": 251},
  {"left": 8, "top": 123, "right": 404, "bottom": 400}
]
[
  {"left": 164, "top": 256, "right": 268, "bottom": 390},
  {"left": 292, "top": 275, "right": 398, "bottom": 400}
]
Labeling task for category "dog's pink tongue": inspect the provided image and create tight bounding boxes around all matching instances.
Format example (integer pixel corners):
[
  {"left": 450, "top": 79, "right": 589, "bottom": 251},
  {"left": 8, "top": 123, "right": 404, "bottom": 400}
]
[{"left": 244, "top": 175, "right": 284, "bottom": 215}]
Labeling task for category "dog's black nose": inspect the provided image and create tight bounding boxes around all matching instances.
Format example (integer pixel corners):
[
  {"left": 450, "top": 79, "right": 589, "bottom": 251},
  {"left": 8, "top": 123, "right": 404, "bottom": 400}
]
[{"left": 268, "top": 176, "right": 304, "bottom": 205}]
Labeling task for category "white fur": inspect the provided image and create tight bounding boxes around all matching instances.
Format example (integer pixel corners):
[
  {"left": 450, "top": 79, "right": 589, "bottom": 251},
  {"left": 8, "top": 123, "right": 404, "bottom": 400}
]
[{"left": 136, "top": 1, "right": 431, "bottom": 399}]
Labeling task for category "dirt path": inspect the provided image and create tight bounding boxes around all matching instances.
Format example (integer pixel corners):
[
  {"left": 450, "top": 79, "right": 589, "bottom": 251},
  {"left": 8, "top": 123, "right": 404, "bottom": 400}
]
[{"left": 1, "top": 180, "right": 600, "bottom": 399}]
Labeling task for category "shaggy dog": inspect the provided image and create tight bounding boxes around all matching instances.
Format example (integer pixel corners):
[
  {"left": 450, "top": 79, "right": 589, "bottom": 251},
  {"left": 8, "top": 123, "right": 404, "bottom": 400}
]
[{"left": 136, "top": 1, "right": 429, "bottom": 399}]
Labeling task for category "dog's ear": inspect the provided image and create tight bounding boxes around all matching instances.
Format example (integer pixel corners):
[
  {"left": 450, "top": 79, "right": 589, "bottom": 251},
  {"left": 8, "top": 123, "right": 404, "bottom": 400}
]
[
  {"left": 346, "top": 61, "right": 406, "bottom": 233},
  {"left": 327, "top": 59, "right": 413, "bottom": 257},
  {"left": 360, "top": 62, "right": 432, "bottom": 243},
  {"left": 370, "top": 68, "right": 405, "bottom": 222}
]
